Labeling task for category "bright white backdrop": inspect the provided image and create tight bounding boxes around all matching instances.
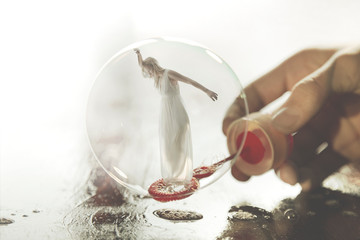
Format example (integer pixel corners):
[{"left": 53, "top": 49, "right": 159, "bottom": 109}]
[{"left": 1, "top": 0, "right": 360, "bottom": 219}]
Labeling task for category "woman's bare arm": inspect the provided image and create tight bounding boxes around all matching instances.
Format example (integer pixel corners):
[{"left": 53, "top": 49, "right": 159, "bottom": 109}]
[
  {"left": 168, "top": 70, "right": 218, "bottom": 101},
  {"left": 134, "top": 49, "right": 143, "bottom": 68}
]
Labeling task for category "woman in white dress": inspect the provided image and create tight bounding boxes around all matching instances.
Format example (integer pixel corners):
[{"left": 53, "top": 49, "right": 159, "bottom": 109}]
[{"left": 135, "top": 49, "right": 218, "bottom": 185}]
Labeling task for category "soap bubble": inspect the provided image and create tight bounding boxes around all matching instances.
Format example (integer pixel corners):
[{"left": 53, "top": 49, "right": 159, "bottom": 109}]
[{"left": 86, "top": 37, "right": 248, "bottom": 201}]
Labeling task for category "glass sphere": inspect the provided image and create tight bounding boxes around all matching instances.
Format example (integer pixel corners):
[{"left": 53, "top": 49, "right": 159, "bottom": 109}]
[{"left": 86, "top": 37, "right": 248, "bottom": 201}]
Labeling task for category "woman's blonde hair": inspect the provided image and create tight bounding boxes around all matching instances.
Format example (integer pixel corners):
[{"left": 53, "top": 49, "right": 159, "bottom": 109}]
[{"left": 142, "top": 57, "right": 164, "bottom": 89}]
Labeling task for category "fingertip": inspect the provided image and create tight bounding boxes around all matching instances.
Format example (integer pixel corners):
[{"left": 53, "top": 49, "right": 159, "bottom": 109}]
[
  {"left": 231, "top": 166, "right": 250, "bottom": 182},
  {"left": 300, "top": 179, "right": 312, "bottom": 192},
  {"left": 276, "top": 163, "right": 298, "bottom": 185},
  {"left": 222, "top": 117, "right": 235, "bottom": 135}
]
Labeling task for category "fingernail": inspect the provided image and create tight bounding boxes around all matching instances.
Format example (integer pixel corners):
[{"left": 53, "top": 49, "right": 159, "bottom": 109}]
[
  {"left": 277, "top": 164, "right": 298, "bottom": 186},
  {"left": 271, "top": 108, "right": 299, "bottom": 133}
]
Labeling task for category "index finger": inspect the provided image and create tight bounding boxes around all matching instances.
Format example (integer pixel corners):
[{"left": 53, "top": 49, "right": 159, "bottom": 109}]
[{"left": 222, "top": 48, "right": 338, "bottom": 135}]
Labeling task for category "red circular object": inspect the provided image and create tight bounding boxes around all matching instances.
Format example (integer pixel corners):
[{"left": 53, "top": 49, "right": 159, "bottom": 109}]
[
  {"left": 148, "top": 177, "right": 200, "bottom": 202},
  {"left": 193, "top": 166, "right": 216, "bottom": 179},
  {"left": 236, "top": 131, "right": 265, "bottom": 165}
]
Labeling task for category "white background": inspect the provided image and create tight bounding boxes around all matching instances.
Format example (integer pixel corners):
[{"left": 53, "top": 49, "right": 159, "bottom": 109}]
[{"left": 1, "top": 0, "right": 360, "bottom": 210}]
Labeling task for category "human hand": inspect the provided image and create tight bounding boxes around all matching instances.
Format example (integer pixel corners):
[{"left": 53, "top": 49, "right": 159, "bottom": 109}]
[
  {"left": 134, "top": 48, "right": 140, "bottom": 54},
  {"left": 223, "top": 46, "right": 360, "bottom": 191},
  {"left": 207, "top": 90, "right": 218, "bottom": 101}
]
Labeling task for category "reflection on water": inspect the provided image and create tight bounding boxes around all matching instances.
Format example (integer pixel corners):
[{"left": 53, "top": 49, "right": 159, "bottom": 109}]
[
  {"left": 271, "top": 188, "right": 360, "bottom": 240},
  {"left": 63, "top": 165, "right": 360, "bottom": 240},
  {"left": 0, "top": 218, "right": 15, "bottom": 225},
  {"left": 153, "top": 209, "right": 203, "bottom": 221},
  {"left": 1, "top": 146, "right": 359, "bottom": 239},
  {"left": 221, "top": 206, "right": 276, "bottom": 240},
  {"left": 64, "top": 166, "right": 219, "bottom": 239}
]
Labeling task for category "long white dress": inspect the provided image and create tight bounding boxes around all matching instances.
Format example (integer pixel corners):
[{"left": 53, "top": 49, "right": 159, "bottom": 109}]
[{"left": 159, "top": 69, "right": 193, "bottom": 184}]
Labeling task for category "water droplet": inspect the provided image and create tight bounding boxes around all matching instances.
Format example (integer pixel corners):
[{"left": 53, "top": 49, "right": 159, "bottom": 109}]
[
  {"left": 325, "top": 199, "right": 340, "bottom": 209},
  {"left": 91, "top": 211, "right": 130, "bottom": 225},
  {"left": 306, "top": 211, "right": 316, "bottom": 217},
  {"left": 0, "top": 218, "right": 15, "bottom": 225},
  {"left": 341, "top": 211, "right": 358, "bottom": 217},
  {"left": 153, "top": 209, "right": 203, "bottom": 221},
  {"left": 284, "top": 209, "right": 298, "bottom": 221},
  {"left": 228, "top": 210, "right": 257, "bottom": 221}
]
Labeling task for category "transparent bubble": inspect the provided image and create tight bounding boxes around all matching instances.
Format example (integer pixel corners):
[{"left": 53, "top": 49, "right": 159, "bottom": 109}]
[{"left": 86, "top": 37, "right": 248, "bottom": 201}]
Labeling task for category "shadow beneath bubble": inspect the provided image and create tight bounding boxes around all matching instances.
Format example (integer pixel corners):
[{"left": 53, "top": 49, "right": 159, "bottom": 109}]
[{"left": 64, "top": 166, "right": 150, "bottom": 240}]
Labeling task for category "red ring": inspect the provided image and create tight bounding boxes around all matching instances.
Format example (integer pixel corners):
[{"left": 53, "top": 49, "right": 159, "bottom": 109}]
[
  {"left": 193, "top": 166, "right": 216, "bottom": 179},
  {"left": 148, "top": 177, "right": 200, "bottom": 202}
]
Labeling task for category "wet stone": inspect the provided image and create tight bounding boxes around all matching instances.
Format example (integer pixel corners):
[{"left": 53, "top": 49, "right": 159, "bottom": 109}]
[
  {"left": 341, "top": 210, "right": 358, "bottom": 217},
  {"left": 325, "top": 199, "right": 340, "bottom": 209},
  {"left": 91, "top": 211, "right": 130, "bottom": 225},
  {"left": 33, "top": 210, "right": 41, "bottom": 213},
  {"left": 22, "top": 215, "right": 29, "bottom": 217},
  {"left": 284, "top": 209, "right": 298, "bottom": 221},
  {"left": 229, "top": 205, "right": 272, "bottom": 221},
  {"left": 306, "top": 211, "right": 316, "bottom": 217},
  {"left": 228, "top": 210, "right": 257, "bottom": 221},
  {"left": 0, "top": 218, "right": 15, "bottom": 225},
  {"left": 153, "top": 209, "right": 203, "bottom": 221}
]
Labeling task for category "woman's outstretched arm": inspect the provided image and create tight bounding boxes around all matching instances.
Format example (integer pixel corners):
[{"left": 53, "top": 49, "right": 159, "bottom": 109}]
[{"left": 168, "top": 70, "right": 218, "bottom": 101}]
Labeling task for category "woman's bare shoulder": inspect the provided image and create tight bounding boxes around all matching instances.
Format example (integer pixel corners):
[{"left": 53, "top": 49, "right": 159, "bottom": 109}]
[{"left": 167, "top": 69, "right": 185, "bottom": 79}]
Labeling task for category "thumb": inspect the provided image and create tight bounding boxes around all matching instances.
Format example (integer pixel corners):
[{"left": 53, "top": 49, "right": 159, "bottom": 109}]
[{"left": 271, "top": 64, "right": 332, "bottom": 134}]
